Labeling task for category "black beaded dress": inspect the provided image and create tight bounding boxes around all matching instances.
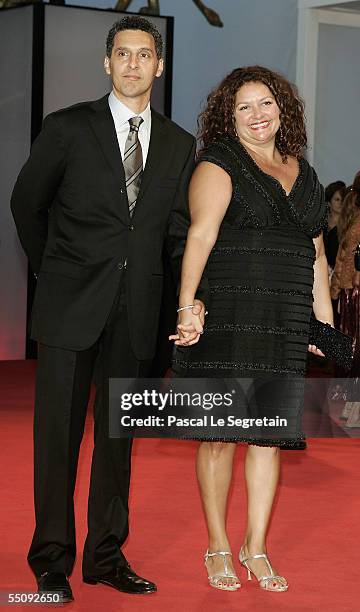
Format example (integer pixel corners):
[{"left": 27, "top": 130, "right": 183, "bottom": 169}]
[{"left": 172, "top": 135, "right": 327, "bottom": 449}]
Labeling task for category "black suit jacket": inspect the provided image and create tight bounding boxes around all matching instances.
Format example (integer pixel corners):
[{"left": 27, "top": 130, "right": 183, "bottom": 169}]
[{"left": 11, "top": 95, "right": 209, "bottom": 360}]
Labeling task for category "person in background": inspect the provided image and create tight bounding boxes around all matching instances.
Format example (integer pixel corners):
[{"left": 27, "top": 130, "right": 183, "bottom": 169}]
[
  {"left": 323, "top": 181, "right": 346, "bottom": 329},
  {"left": 331, "top": 172, "right": 360, "bottom": 426},
  {"left": 324, "top": 180, "right": 346, "bottom": 270},
  {"left": 336, "top": 185, "right": 357, "bottom": 247}
]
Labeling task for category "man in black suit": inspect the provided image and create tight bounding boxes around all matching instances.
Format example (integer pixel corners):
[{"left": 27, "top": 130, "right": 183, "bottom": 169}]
[{"left": 11, "top": 16, "right": 207, "bottom": 602}]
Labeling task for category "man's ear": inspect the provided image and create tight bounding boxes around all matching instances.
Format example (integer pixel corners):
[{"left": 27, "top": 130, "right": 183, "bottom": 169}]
[
  {"left": 155, "top": 58, "right": 164, "bottom": 78},
  {"left": 104, "top": 56, "right": 111, "bottom": 75}
]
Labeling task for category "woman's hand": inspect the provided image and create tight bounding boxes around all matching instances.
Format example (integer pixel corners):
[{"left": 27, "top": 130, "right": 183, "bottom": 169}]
[
  {"left": 169, "top": 300, "right": 206, "bottom": 346},
  {"left": 307, "top": 344, "right": 325, "bottom": 357},
  {"left": 308, "top": 316, "right": 334, "bottom": 358}
]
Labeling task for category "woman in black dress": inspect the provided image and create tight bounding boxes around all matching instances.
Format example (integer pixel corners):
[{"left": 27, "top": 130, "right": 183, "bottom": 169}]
[
  {"left": 170, "top": 66, "right": 333, "bottom": 592},
  {"left": 324, "top": 181, "right": 346, "bottom": 328},
  {"left": 324, "top": 180, "right": 346, "bottom": 270}
]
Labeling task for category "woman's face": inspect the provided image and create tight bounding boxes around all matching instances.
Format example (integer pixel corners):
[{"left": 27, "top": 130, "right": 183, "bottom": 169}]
[
  {"left": 234, "top": 81, "right": 281, "bottom": 147},
  {"left": 330, "top": 190, "right": 343, "bottom": 214}
]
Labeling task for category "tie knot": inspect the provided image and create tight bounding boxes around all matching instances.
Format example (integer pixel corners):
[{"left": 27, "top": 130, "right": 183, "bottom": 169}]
[{"left": 129, "top": 116, "right": 143, "bottom": 132}]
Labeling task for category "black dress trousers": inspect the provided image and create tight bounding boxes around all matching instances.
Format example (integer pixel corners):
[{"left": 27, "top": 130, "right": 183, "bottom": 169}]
[{"left": 27, "top": 273, "right": 152, "bottom": 577}]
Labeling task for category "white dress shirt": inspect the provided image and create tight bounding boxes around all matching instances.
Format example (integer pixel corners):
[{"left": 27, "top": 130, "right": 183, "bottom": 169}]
[{"left": 108, "top": 91, "right": 151, "bottom": 166}]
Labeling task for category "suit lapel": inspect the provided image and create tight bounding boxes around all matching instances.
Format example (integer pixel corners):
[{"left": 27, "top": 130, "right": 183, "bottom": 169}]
[
  {"left": 135, "top": 110, "right": 169, "bottom": 209},
  {"left": 88, "top": 95, "right": 129, "bottom": 222}
]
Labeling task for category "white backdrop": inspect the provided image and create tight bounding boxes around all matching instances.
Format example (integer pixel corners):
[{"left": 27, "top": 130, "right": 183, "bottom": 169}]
[{"left": 315, "top": 22, "right": 360, "bottom": 185}]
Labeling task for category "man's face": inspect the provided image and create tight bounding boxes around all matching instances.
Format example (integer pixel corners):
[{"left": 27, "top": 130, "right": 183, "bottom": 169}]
[{"left": 104, "top": 29, "right": 163, "bottom": 103}]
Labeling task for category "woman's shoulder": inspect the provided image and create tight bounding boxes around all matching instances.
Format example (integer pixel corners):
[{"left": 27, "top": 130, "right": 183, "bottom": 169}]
[
  {"left": 294, "top": 156, "right": 325, "bottom": 202},
  {"left": 197, "top": 135, "right": 240, "bottom": 178},
  {"left": 198, "top": 134, "right": 235, "bottom": 159},
  {"left": 295, "top": 157, "right": 328, "bottom": 237},
  {"left": 300, "top": 157, "right": 322, "bottom": 186}
]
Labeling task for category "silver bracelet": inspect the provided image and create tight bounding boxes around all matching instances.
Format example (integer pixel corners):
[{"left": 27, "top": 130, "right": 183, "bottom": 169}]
[{"left": 177, "top": 304, "right": 195, "bottom": 313}]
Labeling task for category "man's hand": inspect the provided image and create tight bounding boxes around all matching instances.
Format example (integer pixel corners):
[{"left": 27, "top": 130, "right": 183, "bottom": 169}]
[
  {"left": 169, "top": 299, "right": 206, "bottom": 346},
  {"left": 192, "top": 299, "right": 206, "bottom": 326}
]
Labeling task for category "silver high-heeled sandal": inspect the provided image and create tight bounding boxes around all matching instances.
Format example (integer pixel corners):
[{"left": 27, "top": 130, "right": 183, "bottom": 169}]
[
  {"left": 204, "top": 550, "right": 241, "bottom": 591},
  {"left": 239, "top": 546, "right": 288, "bottom": 592}
]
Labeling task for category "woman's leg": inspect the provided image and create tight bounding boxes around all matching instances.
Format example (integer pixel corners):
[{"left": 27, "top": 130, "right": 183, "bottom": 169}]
[
  {"left": 241, "top": 445, "right": 287, "bottom": 589},
  {"left": 196, "top": 441, "right": 239, "bottom": 587}
]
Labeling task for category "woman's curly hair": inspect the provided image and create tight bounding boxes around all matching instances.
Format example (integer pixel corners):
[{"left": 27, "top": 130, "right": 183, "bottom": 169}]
[{"left": 197, "top": 65, "right": 307, "bottom": 162}]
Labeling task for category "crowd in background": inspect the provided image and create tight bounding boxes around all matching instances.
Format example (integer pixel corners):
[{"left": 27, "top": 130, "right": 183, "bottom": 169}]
[{"left": 322, "top": 172, "right": 360, "bottom": 427}]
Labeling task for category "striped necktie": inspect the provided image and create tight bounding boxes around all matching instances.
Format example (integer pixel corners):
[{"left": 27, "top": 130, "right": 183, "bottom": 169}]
[{"left": 124, "top": 116, "right": 144, "bottom": 217}]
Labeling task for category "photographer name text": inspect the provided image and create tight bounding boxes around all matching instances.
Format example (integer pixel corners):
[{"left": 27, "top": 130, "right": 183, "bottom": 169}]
[{"left": 119, "top": 415, "right": 287, "bottom": 428}]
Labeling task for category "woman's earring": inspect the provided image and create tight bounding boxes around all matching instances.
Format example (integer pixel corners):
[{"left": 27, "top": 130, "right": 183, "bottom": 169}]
[{"left": 278, "top": 124, "right": 283, "bottom": 143}]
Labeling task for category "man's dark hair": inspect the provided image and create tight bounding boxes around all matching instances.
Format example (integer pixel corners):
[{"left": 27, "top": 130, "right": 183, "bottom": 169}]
[{"left": 106, "top": 16, "right": 163, "bottom": 59}]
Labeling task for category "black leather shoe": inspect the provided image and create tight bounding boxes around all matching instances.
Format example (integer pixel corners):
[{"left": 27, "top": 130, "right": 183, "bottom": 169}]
[
  {"left": 37, "top": 572, "right": 74, "bottom": 603},
  {"left": 83, "top": 564, "right": 157, "bottom": 595}
]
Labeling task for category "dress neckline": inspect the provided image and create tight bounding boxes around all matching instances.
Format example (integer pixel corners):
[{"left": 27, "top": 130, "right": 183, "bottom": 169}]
[{"left": 226, "top": 134, "right": 305, "bottom": 201}]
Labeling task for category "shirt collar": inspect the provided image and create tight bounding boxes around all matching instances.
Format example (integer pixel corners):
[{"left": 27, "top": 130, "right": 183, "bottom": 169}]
[{"left": 108, "top": 91, "right": 151, "bottom": 131}]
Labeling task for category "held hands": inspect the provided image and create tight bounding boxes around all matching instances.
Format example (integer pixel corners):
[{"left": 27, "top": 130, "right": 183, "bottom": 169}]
[{"left": 169, "top": 300, "right": 206, "bottom": 346}]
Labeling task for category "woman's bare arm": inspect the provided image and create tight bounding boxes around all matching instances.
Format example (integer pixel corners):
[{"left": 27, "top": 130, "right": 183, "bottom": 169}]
[
  {"left": 170, "top": 161, "right": 232, "bottom": 345},
  {"left": 313, "top": 232, "right": 334, "bottom": 325}
]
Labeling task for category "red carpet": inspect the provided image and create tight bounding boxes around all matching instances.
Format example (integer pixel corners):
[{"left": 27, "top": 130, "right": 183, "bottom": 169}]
[{"left": 0, "top": 360, "right": 359, "bottom": 611}]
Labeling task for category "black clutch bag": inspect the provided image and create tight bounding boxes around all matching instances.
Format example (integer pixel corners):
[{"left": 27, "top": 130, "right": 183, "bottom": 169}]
[{"left": 309, "top": 315, "right": 353, "bottom": 370}]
